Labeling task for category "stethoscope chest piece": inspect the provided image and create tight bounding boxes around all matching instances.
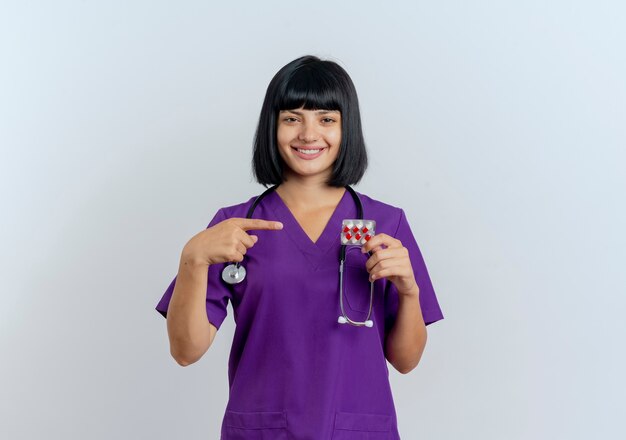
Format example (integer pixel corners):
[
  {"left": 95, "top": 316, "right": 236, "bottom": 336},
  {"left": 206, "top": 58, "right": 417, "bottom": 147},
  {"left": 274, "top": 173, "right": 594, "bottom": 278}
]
[{"left": 222, "top": 263, "right": 246, "bottom": 284}]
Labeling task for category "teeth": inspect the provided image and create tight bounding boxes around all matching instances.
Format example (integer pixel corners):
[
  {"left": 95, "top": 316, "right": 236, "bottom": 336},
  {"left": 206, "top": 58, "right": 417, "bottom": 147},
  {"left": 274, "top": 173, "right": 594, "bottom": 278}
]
[{"left": 296, "top": 148, "right": 322, "bottom": 154}]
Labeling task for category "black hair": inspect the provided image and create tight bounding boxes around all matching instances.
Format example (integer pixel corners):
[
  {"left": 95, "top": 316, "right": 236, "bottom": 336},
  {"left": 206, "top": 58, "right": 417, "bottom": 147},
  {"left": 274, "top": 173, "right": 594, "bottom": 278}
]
[{"left": 252, "top": 55, "right": 368, "bottom": 187}]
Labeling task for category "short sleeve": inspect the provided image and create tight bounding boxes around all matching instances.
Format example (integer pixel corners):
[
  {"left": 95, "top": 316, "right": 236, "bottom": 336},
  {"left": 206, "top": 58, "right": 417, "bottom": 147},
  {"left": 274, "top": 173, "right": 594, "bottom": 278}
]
[
  {"left": 384, "top": 208, "right": 444, "bottom": 333},
  {"left": 154, "top": 208, "right": 233, "bottom": 330}
]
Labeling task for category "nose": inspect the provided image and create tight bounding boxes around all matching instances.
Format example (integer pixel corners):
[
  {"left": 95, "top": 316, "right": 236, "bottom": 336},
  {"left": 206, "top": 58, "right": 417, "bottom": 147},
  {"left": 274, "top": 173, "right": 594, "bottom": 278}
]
[{"left": 297, "top": 121, "right": 319, "bottom": 143}]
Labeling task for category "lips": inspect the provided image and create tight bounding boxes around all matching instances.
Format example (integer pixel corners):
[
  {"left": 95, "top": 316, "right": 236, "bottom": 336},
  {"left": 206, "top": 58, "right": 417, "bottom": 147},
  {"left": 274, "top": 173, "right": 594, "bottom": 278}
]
[{"left": 291, "top": 146, "right": 327, "bottom": 160}]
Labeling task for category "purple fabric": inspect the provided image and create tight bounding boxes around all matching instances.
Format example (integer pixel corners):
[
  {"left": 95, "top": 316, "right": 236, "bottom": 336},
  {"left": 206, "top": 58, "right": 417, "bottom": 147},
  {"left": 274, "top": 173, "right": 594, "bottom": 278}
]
[{"left": 156, "top": 189, "right": 444, "bottom": 439}]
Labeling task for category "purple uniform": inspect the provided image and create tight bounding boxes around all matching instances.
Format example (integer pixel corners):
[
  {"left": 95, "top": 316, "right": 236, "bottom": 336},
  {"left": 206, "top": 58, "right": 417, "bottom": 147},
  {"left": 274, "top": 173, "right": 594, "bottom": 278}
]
[{"left": 156, "top": 189, "right": 444, "bottom": 439}]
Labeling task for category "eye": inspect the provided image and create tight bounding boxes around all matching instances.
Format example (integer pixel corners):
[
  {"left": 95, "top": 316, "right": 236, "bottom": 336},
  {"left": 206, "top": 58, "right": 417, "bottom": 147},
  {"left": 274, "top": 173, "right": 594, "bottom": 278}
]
[
  {"left": 322, "top": 117, "right": 336, "bottom": 123},
  {"left": 283, "top": 117, "right": 298, "bottom": 122}
]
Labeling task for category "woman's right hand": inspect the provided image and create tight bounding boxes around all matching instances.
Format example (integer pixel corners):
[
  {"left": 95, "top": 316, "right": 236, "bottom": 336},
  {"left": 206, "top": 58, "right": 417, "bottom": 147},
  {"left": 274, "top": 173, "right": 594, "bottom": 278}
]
[{"left": 181, "top": 218, "right": 284, "bottom": 267}]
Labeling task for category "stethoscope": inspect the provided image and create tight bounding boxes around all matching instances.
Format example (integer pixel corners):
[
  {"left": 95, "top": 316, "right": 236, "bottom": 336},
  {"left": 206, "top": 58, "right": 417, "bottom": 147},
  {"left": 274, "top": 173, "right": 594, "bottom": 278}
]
[{"left": 221, "top": 184, "right": 375, "bottom": 328}]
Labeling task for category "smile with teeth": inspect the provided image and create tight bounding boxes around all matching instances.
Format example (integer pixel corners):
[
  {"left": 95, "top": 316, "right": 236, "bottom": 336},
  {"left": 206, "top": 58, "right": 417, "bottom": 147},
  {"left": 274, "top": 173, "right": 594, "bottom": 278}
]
[{"left": 292, "top": 147, "right": 326, "bottom": 155}]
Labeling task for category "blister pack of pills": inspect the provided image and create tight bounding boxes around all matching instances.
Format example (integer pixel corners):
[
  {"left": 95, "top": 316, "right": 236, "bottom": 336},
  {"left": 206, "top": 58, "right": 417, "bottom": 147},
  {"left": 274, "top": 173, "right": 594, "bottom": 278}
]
[{"left": 340, "top": 219, "right": 376, "bottom": 246}]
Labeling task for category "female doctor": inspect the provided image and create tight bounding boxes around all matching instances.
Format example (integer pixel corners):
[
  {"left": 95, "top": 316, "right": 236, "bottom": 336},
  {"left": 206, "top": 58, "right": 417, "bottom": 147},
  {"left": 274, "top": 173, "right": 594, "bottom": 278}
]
[{"left": 156, "top": 55, "right": 444, "bottom": 440}]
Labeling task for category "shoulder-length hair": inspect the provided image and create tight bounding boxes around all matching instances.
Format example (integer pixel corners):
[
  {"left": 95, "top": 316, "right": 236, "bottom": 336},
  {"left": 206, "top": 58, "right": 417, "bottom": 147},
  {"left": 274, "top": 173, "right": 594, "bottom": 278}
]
[{"left": 252, "top": 55, "right": 368, "bottom": 188}]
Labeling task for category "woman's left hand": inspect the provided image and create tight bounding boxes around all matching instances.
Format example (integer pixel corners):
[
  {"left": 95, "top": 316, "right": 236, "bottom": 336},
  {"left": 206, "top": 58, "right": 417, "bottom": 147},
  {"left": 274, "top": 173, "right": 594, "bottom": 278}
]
[{"left": 361, "top": 233, "right": 419, "bottom": 297}]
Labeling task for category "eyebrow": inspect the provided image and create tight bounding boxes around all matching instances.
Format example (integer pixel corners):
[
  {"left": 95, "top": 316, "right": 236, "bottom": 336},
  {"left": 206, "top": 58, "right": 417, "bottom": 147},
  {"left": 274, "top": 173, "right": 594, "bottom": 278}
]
[{"left": 279, "top": 109, "right": 339, "bottom": 115}]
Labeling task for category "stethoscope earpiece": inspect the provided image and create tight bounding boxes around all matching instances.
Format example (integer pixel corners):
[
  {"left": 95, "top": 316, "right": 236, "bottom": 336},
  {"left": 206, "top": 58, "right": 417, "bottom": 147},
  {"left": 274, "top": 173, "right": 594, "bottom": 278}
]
[{"left": 338, "top": 316, "right": 373, "bottom": 327}]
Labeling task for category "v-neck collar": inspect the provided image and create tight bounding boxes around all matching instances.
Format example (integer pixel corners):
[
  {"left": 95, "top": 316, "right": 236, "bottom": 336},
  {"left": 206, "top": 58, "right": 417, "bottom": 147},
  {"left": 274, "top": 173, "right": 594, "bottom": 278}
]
[{"left": 268, "top": 187, "right": 353, "bottom": 263}]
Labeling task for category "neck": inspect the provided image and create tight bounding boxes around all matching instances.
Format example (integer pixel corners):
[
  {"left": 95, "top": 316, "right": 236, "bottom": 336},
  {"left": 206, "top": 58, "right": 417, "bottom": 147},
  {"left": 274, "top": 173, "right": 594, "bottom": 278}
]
[{"left": 275, "top": 172, "right": 346, "bottom": 210}]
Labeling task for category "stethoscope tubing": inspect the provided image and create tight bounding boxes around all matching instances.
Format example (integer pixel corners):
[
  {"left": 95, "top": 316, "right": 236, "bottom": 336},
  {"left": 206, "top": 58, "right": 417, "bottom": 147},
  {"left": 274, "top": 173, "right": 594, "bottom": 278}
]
[{"left": 224, "top": 184, "right": 375, "bottom": 328}]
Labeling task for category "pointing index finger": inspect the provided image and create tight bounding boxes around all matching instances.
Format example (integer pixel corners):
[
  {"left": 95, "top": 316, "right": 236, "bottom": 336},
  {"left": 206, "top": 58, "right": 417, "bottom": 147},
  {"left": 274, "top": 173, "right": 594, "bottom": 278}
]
[{"left": 230, "top": 217, "right": 284, "bottom": 231}]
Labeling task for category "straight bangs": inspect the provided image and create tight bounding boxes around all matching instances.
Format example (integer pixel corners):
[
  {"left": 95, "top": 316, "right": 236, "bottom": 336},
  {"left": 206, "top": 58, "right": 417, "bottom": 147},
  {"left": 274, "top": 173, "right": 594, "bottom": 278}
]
[{"left": 275, "top": 66, "right": 344, "bottom": 112}]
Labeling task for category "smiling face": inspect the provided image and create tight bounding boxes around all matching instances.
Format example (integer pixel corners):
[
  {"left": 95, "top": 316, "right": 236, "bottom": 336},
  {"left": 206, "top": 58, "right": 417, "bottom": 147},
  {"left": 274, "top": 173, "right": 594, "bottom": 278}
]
[{"left": 276, "top": 107, "right": 342, "bottom": 181}]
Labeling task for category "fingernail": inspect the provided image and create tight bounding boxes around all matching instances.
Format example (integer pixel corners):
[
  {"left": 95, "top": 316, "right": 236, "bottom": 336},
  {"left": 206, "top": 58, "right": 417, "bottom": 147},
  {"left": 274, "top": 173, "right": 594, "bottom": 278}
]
[
  {"left": 276, "top": 222, "right": 283, "bottom": 229},
  {"left": 361, "top": 247, "right": 366, "bottom": 253}
]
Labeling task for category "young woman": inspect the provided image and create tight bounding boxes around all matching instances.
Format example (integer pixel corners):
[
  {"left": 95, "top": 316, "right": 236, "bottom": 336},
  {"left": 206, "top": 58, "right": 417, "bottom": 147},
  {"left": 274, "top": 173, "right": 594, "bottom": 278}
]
[{"left": 156, "top": 55, "right": 444, "bottom": 440}]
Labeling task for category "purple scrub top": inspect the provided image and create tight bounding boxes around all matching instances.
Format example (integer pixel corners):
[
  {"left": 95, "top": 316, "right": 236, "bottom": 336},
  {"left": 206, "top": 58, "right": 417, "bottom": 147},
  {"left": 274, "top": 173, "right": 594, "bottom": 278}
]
[{"left": 156, "top": 189, "right": 444, "bottom": 440}]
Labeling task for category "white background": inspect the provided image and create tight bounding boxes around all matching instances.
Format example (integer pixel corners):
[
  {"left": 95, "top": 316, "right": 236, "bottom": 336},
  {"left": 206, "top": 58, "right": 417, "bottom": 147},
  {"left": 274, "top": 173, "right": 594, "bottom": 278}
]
[{"left": 1, "top": 1, "right": 624, "bottom": 439}]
